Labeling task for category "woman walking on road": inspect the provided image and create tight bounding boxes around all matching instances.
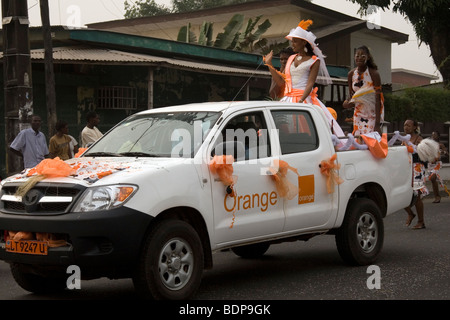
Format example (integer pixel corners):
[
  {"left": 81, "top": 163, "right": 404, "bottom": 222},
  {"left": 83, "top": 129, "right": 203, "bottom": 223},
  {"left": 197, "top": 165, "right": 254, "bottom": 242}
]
[{"left": 403, "top": 119, "right": 427, "bottom": 229}]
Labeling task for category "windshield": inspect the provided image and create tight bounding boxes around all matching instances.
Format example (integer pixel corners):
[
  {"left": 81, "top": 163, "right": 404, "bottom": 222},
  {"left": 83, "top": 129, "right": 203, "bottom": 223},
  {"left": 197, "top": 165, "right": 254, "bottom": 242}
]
[{"left": 85, "top": 111, "right": 220, "bottom": 158}]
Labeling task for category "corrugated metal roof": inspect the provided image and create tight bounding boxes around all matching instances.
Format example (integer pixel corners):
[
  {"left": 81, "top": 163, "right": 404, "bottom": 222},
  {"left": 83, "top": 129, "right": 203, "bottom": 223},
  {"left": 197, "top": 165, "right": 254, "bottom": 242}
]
[{"left": 26, "top": 46, "right": 271, "bottom": 78}]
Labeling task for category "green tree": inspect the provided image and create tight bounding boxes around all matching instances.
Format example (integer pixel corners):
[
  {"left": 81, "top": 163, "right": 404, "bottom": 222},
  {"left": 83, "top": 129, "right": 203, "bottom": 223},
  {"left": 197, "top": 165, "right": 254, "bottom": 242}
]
[
  {"left": 125, "top": 0, "right": 252, "bottom": 17},
  {"left": 124, "top": 0, "right": 170, "bottom": 18},
  {"left": 347, "top": 0, "right": 449, "bottom": 89}
]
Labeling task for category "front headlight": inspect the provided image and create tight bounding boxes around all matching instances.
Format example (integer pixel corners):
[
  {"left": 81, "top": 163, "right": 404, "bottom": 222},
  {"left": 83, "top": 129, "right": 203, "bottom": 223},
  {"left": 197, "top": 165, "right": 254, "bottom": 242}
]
[{"left": 73, "top": 185, "right": 137, "bottom": 212}]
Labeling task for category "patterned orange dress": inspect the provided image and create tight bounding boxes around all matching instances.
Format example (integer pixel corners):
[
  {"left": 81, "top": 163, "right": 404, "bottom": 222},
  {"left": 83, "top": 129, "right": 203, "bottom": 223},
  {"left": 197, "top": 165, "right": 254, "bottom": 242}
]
[{"left": 351, "top": 67, "right": 384, "bottom": 136}]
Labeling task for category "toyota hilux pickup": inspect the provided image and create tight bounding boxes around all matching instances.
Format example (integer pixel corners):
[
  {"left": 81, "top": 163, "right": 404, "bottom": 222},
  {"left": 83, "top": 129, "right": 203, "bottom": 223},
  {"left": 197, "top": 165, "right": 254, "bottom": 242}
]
[{"left": 0, "top": 101, "right": 413, "bottom": 299}]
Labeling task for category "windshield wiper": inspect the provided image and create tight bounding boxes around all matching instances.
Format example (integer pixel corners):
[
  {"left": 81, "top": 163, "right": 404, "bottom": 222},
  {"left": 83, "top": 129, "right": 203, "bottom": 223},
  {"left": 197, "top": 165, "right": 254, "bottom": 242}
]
[
  {"left": 84, "top": 152, "right": 123, "bottom": 157},
  {"left": 119, "top": 152, "right": 163, "bottom": 157}
]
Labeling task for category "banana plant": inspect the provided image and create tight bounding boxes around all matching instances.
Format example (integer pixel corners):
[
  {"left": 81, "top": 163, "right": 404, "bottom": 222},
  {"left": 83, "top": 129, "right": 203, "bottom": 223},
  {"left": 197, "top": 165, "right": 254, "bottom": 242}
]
[
  {"left": 177, "top": 13, "right": 274, "bottom": 54},
  {"left": 235, "top": 15, "right": 272, "bottom": 52},
  {"left": 198, "top": 21, "right": 214, "bottom": 46},
  {"left": 213, "top": 14, "right": 244, "bottom": 50},
  {"left": 177, "top": 22, "right": 197, "bottom": 43}
]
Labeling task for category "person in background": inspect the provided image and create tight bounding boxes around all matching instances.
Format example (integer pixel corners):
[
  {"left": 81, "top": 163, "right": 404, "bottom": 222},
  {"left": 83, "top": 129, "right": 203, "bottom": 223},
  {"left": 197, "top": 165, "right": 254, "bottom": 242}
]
[
  {"left": 403, "top": 119, "right": 426, "bottom": 229},
  {"left": 268, "top": 47, "right": 294, "bottom": 99},
  {"left": 428, "top": 131, "right": 448, "bottom": 203},
  {"left": 343, "top": 45, "right": 384, "bottom": 136},
  {"left": 68, "top": 135, "right": 79, "bottom": 158},
  {"left": 81, "top": 111, "right": 103, "bottom": 148},
  {"left": 9, "top": 115, "right": 49, "bottom": 169},
  {"left": 49, "top": 120, "right": 72, "bottom": 160}
]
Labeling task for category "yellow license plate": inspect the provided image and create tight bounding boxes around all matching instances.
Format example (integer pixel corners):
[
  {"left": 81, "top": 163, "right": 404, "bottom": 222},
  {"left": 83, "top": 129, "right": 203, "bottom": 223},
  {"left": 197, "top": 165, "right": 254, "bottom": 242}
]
[{"left": 5, "top": 240, "right": 48, "bottom": 255}]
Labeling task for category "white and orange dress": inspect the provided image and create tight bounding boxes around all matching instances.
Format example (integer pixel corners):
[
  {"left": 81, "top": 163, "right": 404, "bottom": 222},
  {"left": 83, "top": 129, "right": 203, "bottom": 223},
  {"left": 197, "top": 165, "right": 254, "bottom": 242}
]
[
  {"left": 281, "top": 54, "right": 345, "bottom": 137},
  {"left": 350, "top": 67, "right": 384, "bottom": 136}
]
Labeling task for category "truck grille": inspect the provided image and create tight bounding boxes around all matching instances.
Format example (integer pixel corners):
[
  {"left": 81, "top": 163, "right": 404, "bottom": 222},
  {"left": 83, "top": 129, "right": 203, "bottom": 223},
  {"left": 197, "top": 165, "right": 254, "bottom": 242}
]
[{"left": 0, "top": 183, "right": 86, "bottom": 215}]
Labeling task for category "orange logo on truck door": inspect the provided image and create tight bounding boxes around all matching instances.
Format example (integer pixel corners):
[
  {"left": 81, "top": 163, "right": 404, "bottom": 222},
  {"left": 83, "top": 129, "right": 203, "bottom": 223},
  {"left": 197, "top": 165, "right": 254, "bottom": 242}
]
[{"left": 298, "top": 175, "right": 315, "bottom": 204}]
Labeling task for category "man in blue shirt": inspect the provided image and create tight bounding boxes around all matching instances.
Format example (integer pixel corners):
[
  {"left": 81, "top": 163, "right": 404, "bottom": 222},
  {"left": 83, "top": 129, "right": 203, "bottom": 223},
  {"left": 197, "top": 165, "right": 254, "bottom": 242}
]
[{"left": 9, "top": 115, "right": 49, "bottom": 169}]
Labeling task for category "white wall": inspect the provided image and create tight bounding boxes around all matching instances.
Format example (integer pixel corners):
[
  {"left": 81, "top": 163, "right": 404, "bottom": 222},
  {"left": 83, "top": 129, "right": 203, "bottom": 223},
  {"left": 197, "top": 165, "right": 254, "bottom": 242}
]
[{"left": 350, "top": 31, "right": 392, "bottom": 84}]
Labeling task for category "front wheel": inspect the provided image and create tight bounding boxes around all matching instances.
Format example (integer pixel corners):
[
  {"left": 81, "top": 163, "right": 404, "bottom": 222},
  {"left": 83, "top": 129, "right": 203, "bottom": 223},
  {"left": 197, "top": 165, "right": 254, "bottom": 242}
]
[
  {"left": 10, "top": 263, "right": 67, "bottom": 294},
  {"left": 133, "top": 219, "right": 204, "bottom": 300},
  {"left": 335, "top": 198, "right": 384, "bottom": 266}
]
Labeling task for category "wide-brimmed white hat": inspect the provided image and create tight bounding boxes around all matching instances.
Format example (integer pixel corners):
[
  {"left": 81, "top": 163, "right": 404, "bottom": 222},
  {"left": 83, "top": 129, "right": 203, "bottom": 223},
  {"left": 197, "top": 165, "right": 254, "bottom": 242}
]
[
  {"left": 285, "top": 19, "right": 333, "bottom": 85},
  {"left": 285, "top": 20, "right": 316, "bottom": 48}
]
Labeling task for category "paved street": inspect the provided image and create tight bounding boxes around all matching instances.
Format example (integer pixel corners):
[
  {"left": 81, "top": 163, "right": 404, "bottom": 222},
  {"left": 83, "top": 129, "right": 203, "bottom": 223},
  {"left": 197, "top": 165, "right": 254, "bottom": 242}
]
[{"left": 1, "top": 193, "right": 449, "bottom": 302}]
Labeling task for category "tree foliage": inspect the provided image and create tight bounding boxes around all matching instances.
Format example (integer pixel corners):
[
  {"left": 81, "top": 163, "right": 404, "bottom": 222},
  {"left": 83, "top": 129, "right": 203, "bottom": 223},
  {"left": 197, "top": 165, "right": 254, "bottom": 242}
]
[
  {"left": 177, "top": 14, "right": 277, "bottom": 54},
  {"left": 347, "top": 0, "right": 449, "bottom": 88},
  {"left": 384, "top": 87, "right": 450, "bottom": 122},
  {"left": 124, "top": 0, "right": 252, "bottom": 18},
  {"left": 124, "top": 0, "right": 171, "bottom": 18}
]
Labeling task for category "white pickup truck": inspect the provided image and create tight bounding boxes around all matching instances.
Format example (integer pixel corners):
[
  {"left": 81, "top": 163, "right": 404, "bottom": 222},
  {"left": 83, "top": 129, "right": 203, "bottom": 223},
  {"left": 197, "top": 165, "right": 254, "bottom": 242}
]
[{"left": 0, "top": 101, "right": 413, "bottom": 300}]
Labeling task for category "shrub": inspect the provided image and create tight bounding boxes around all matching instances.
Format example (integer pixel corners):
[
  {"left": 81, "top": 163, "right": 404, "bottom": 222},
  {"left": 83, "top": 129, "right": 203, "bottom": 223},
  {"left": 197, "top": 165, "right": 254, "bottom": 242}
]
[{"left": 384, "top": 87, "right": 450, "bottom": 122}]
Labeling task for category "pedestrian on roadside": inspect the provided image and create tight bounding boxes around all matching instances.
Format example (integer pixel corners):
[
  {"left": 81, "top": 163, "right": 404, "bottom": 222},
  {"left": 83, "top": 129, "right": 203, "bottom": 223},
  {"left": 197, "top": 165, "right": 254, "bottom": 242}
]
[
  {"left": 9, "top": 115, "right": 49, "bottom": 169},
  {"left": 403, "top": 119, "right": 426, "bottom": 229},
  {"left": 428, "top": 131, "right": 448, "bottom": 203},
  {"left": 48, "top": 120, "right": 72, "bottom": 160},
  {"left": 68, "top": 135, "right": 79, "bottom": 158},
  {"left": 81, "top": 111, "right": 103, "bottom": 148}
]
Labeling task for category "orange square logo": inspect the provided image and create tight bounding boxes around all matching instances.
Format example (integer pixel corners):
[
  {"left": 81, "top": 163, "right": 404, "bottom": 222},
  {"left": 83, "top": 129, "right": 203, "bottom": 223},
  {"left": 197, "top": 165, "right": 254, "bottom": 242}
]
[{"left": 298, "top": 175, "right": 315, "bottom": 204}]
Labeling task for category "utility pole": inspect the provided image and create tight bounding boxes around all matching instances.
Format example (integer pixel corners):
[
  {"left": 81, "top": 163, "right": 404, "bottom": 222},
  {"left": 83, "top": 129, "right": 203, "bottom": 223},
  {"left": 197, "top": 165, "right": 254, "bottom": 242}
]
[
  {"left": 40, "top": 0, "right": 57, "bottom": 137},
  {"left": 2, "top": 0, "right": 33, "bottom": 175}
]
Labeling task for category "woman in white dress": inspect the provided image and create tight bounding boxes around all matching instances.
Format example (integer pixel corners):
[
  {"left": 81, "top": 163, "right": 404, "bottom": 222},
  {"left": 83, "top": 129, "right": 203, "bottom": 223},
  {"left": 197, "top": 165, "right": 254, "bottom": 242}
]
[{"left": 264, "top": 20, "right": 345, "bottom": 138}]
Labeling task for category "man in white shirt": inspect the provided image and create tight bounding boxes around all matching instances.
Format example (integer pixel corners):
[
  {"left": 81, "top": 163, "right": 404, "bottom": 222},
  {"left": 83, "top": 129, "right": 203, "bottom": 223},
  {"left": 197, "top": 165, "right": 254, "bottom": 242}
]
[
  {"left": 10, "top": 115, "right": 49, "bottom": 169},
  {"left": 81, "top": 111, "right": 103, "bottom": 148}
]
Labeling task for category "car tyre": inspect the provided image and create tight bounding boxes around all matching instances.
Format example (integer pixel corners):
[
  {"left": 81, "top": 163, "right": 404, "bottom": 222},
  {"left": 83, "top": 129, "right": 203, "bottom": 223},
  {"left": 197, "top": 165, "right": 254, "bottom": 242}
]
[
  {"left": 10, "top": 263, "right": 67, "bottom": 294},
  {"left": 335, "top": 198, "right": 384, "bottom": 266},
  {"left": 133, "top": 219, "right": 204, "bottom": 300}
]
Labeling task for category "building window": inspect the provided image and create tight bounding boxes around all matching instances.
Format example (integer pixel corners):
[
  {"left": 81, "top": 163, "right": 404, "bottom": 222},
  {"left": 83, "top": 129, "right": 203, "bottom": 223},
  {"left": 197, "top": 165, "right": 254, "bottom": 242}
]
[{"left": 97, "top": 86, "right": 137, "bottom": 110}]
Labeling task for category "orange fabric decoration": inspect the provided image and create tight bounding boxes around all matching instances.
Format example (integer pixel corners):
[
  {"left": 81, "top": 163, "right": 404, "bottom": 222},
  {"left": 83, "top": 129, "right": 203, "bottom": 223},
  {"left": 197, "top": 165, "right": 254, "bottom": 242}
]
[
  {"left": 362, "top": 133, "right": 388, "bottom": 159},
  {"left": 320, "top": 154, "right": 343, "bottom": 194},
  {"left": 36, "top": 232, "right": 67, "bottom": 247},
  {"left": 209, "top": 155, "right": 237, "bottom": 228},
  {"left": 298, "top": 19, "right": 313, "bottom": 30},
  {"left": 97, "top": 171, "right": 113, "bottom": 179},
  {"left": 209, "top": 155, "right": 235, "bottom": 188},
  {"left": 75, "top": 148, "right": 87, "bottom": 158},
  {"left": 10, "top": 231, "right": 33, "bottom": 241},
  {"left": 31, "top": 157, "right": 77, "bottom": 178},
  {"left": 18, "top": 157, "right": 77, "bottom": 197},
  {"left": 268, "top": 160, "right": 300, "bottom": 200},
  {"left": 400, "top": 141, "right": 414, "bottom": 153}
]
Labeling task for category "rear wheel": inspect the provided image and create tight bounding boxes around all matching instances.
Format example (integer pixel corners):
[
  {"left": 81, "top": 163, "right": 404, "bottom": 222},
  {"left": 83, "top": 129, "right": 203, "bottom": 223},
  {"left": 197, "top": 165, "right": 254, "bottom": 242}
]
[
  {"left": 133, "top": 219, "right": 204, "bottom": 300},
  {"left": 335, "top": 198, "right": 384, "bottom": 265}
]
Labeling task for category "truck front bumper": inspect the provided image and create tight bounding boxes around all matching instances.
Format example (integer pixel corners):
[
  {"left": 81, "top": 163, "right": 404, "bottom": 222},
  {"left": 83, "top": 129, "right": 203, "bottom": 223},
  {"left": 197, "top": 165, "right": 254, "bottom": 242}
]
[{"left": 0, "top": 206, "right": 153, "bottom": 268}]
